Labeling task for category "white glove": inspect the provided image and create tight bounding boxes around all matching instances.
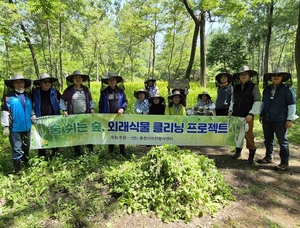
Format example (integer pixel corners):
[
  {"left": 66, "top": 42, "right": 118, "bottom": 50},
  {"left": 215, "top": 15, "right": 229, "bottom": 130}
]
[
  {"left": 31, "top": 115, "right": 37, "bottom": 123},
  {"left": 3, "top": 127, "right": 10, "bottom": 136}
]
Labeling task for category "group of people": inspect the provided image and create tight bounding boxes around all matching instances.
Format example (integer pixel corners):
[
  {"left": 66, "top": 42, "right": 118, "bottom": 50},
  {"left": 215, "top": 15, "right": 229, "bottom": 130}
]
[{"left": 1, "top": 66, "right": 297, "bottom": 174}]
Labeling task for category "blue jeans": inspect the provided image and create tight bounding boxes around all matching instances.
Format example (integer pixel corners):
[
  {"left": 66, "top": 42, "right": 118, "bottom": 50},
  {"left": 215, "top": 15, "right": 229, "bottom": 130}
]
[
  {"left": 262, "top": 120, "right": 289, "bottom": 164},
  {"left": 9, "top": 131, "right": 31, "bottom": 160}
]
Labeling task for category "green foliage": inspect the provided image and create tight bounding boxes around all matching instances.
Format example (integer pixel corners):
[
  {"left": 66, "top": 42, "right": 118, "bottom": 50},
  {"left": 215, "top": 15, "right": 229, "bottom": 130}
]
[
  {"left": 103, "top": 144, "right": 234, "bottom": 222},
  {"left": 207, "top": 32, "right": 248, "bottom": 72}
]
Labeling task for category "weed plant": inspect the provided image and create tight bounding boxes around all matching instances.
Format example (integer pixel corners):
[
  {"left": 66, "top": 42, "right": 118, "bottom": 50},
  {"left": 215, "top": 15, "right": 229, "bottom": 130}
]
[{"left": 103, "top": 144, "right": 234, "bottom": 222}]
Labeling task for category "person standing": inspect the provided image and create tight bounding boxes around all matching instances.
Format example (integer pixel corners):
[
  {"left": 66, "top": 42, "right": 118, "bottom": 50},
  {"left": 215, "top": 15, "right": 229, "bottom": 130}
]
[
  {"left": 215, "top": 72, "right": 233, "bottom": 116},
  {"left": 99, "top": 72, "right": 128, "bottom": 156},
  {"left": 144, "top": 78, "right": 159, "bottom": 98},
  {"left": 134, "top": 89, "right": 150, "bottom": 114},
  {"left": 60, "top": 70, "right": 95, "bottom": 157},
  {"left": 165, "top": 90, "right": 186, "bottom": 115},
  {"left": 32, "top": 73, "right": 61, "bottom": 158},
  {"left": 258, "top": 68, "right": 296, "bottom": 171},
  {"left": 1, "top": 74, "right": 33, "bottom": 173},
  {"left": 228, "top": 66, "right": 261, "bottom": 164}
]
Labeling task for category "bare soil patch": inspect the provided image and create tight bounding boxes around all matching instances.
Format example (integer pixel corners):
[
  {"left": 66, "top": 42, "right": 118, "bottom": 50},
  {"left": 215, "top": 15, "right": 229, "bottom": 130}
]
[{"left": 103, "top": 141, "right": 300, "bottom": 228}]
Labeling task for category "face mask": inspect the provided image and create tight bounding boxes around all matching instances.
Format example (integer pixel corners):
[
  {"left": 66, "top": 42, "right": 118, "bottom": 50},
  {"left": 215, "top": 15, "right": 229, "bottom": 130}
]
[{"left": 15, "top": 89, "right": 25, "bottom": 93}]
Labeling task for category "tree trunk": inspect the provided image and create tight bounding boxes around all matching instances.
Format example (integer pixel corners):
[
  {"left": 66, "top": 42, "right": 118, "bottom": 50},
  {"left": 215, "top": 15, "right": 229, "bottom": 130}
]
[
  {"left": 47, "top": 19, "right": 54, "bottom": 77},
  {"left": 295, "top": 0, "right": 300, "bottom": 98},
  {"left": 263, "top": 1, "right": 274, "bottom": 87},
  {"left": 200, "top": 11, "right": 206, "bottom": 88},
  {"left": 181, "top": 0, "right": 201, "bottom": 80},
  {"left": 5, "top": 42, "right": 13, "bottom": 76},
  {"left": 59, "top": 16, "right": 64, "bottom": 90}
]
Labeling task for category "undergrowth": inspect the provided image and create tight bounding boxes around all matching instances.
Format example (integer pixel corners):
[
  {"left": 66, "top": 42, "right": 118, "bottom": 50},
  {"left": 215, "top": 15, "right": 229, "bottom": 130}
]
[{"left": 103, "top": 144, "right": 234, "bottom": 222}]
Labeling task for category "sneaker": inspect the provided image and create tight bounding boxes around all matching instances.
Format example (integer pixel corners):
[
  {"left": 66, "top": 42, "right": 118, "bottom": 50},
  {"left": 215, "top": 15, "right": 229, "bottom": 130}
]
[
  {"left": 274, "top": 163, "right": 289, "bottom": 171},
  {"left": 257, "top": 156, "right": 273, "bottom": 164}
]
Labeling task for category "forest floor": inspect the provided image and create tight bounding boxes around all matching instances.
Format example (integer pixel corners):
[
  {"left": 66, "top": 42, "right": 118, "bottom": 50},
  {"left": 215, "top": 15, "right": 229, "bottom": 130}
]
[{"left": 104, "top": 141, "right": 300, "bottom": 228}]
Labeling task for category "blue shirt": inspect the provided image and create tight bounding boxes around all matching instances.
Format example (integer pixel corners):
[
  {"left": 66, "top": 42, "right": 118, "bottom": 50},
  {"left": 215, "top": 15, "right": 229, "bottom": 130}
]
[{"left": 134, "top": 99, "right": 149, "bottom": 114}]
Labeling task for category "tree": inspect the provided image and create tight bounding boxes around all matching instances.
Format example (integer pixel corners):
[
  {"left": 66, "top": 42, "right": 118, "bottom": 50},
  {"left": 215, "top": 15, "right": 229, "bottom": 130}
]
[
  {"left": 207, "top": 33, "right": 247, "bottom": 72},
  {"left": 295, "top": 0, "right": 300, "bottom": 97}
]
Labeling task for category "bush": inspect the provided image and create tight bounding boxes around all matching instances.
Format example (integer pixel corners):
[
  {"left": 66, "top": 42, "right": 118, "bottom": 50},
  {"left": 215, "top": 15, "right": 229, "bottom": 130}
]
[{"left": 103, "top": 144, "right": 234, "bottom": 222}]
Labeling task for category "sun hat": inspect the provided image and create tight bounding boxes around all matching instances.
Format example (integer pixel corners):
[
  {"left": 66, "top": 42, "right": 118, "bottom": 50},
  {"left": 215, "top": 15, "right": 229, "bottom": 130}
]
[
  {"left": 33, "top": 73, "right": 58, "bottom": 86},
  {"left": 144, "top": 78, "right": 156, "bottom": 84},
  {"left": 168, "top": 90, "right": 183, "bottom": 99},
  {"left": 233, "top": 66, "right": 258, "bottom": 79},
  {"left": 149, "top": 94, "right": 165, "bottom": 104},
  {"left": 198, "top": 91, "right": 211, "bottom": 100},
  {"left": 101, "top": 72, "right": 123, "bottom": 84},
  {"left": 215, "top": 72, "right": 233, "bottom": 83},
  {"left": 66, "top": 70, "right": 89, "bottom": 83},
  {"left": 134, "top": 89, "right": 150, "bottom": 99},
  {"left": 263, "top": 68, "right": 291, "bottom": 82},
  {"left": 5, "top": 74, "right": 32, "bottom": 89}
]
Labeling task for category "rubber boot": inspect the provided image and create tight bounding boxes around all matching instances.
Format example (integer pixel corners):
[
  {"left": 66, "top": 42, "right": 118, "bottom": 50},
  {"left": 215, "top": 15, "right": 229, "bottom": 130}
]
[
  {"left": 246, "top": 149, "right": 256, "bottom": 164},
  {"left": 74, "top": 146, "right": 81, "bottom": 158},
  {"left": 13, "top": 159, "right": 21, "bottom": 174},
  {"left": 119, "top": 145, "right": 127, "bottom": 156},
  {"left": 108, "top": 145, "right": 114, "bottom": 153},
  {"left": 231, "top": 147, "right": 242, "bottom": 159}
]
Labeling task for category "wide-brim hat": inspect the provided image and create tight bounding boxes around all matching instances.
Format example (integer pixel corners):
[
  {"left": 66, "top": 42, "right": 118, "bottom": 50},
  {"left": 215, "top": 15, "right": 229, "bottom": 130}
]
[
  {"left": 215, "top": 72, "right": 233, "bottom": 83},
  {"left": 168, "top": 90, "right": 183, "bottom": 99},
  {"left": 134, "top": 89, "right": 150, "bottom": 99},
  {"left": 34, "top": 73, "right": 58, "bottom": 86},
  {"left": 233, "top": 66, "right": 258, "bottom": 79},
  {"left": 144, "top": 78, "right": 156, "bottom": 84},
  {"left": 5, "top": 74, "right": 32, "bottom": 89},
  {"left": 264, "top": 68, "right": 291, "bottom": 82},
  {"left": 149, "top": 94, "right": 165, "bottom": 104},
  {"left": 101, "top": 72, "right": 123, "bottom": 84},
  {"left": 66, "top": 70, "right": 89, "bottom": 83},
  {"left": 198, "top": 91, "right": 211, "bottom": 100}
]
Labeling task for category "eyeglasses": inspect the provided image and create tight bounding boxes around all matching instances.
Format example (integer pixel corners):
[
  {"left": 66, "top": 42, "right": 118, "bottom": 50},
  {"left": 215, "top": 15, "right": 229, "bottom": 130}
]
[
  {"left": 272, "top": 74, "right": 282, "bottom": 77},
  {"left": 42, "top": 80, "right": 51, "bottom": 84}
]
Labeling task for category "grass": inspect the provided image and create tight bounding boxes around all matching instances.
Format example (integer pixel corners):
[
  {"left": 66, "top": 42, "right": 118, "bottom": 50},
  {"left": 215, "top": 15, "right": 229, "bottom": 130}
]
[{"left": 0, "top": 80, "right": 299, "bottom": 227}]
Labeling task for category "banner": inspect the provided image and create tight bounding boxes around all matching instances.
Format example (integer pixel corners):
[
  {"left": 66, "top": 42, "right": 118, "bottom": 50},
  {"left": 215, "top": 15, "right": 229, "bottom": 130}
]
[{"left": 30, "top": 114, "right": 246, "bottom": 149}]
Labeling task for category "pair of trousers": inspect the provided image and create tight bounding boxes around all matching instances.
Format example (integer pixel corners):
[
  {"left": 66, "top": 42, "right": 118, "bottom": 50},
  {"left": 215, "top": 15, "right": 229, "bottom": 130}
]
[
  {"left": 262, "top": 120, "right": 289, "bottom": 164},
  {"left": 9, "top": 131, "right": 31, "bottom": 160}
]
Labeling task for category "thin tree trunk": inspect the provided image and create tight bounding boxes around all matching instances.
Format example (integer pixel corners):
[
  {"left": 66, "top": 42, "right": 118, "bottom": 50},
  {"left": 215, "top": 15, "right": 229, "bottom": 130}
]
[
  {"left": 263, "top": 1, "right": 274, "bottom": 87},
  {"left": 200, "top": 11, "right": 206, "bottom": 88},
  {"left": 59, "top": 17, "right": 64, "bottom": 90},
  {"left": 47, "top": 19, "right": 54, "bottom": 76},
  {"left": 5, "top": 42, "right": 13, "bottom": 76},
  {"left": 295, "top": 0, "right": 300, "bottom": 98}
]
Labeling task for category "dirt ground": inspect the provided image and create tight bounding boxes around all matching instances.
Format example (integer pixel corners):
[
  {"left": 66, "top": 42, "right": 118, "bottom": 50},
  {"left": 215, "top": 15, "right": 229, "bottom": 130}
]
[{"left": 103, "top": 141, "right": 300, "bottom": 228}]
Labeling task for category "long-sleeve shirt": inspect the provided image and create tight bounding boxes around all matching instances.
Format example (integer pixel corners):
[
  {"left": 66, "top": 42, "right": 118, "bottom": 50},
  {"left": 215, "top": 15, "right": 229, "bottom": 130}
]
[{"left": 134, "top": 99, "right": 149, "bottom": 114}]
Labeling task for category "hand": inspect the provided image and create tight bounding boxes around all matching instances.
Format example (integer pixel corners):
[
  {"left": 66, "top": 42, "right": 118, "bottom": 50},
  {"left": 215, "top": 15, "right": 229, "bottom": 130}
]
[
  {"left": 90, "top": 109, "right": 95, "bottom": 114},
  {"left": 118, "top": 108, "right": 124, "bottom": 115},
  {"left": 285, "top": 121, "right": 292, "bottom": 129},
  {"left": 31, "top": 115, "right": 37, "bottom": 123},
  {"left": 63, "top": 110, "right": 68, "bottom": 117},
  {"left": 259, "top": 116, "right": 263, "bottom": 124},
  {"left": 3, "top": 127, "right": 10, "bottom": 136},
  {"left": 245, "top": 115, "right": 253, "bottom": 122},
  {"left": 228, "top": 111, "right": 233, "bottom": 117}
]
